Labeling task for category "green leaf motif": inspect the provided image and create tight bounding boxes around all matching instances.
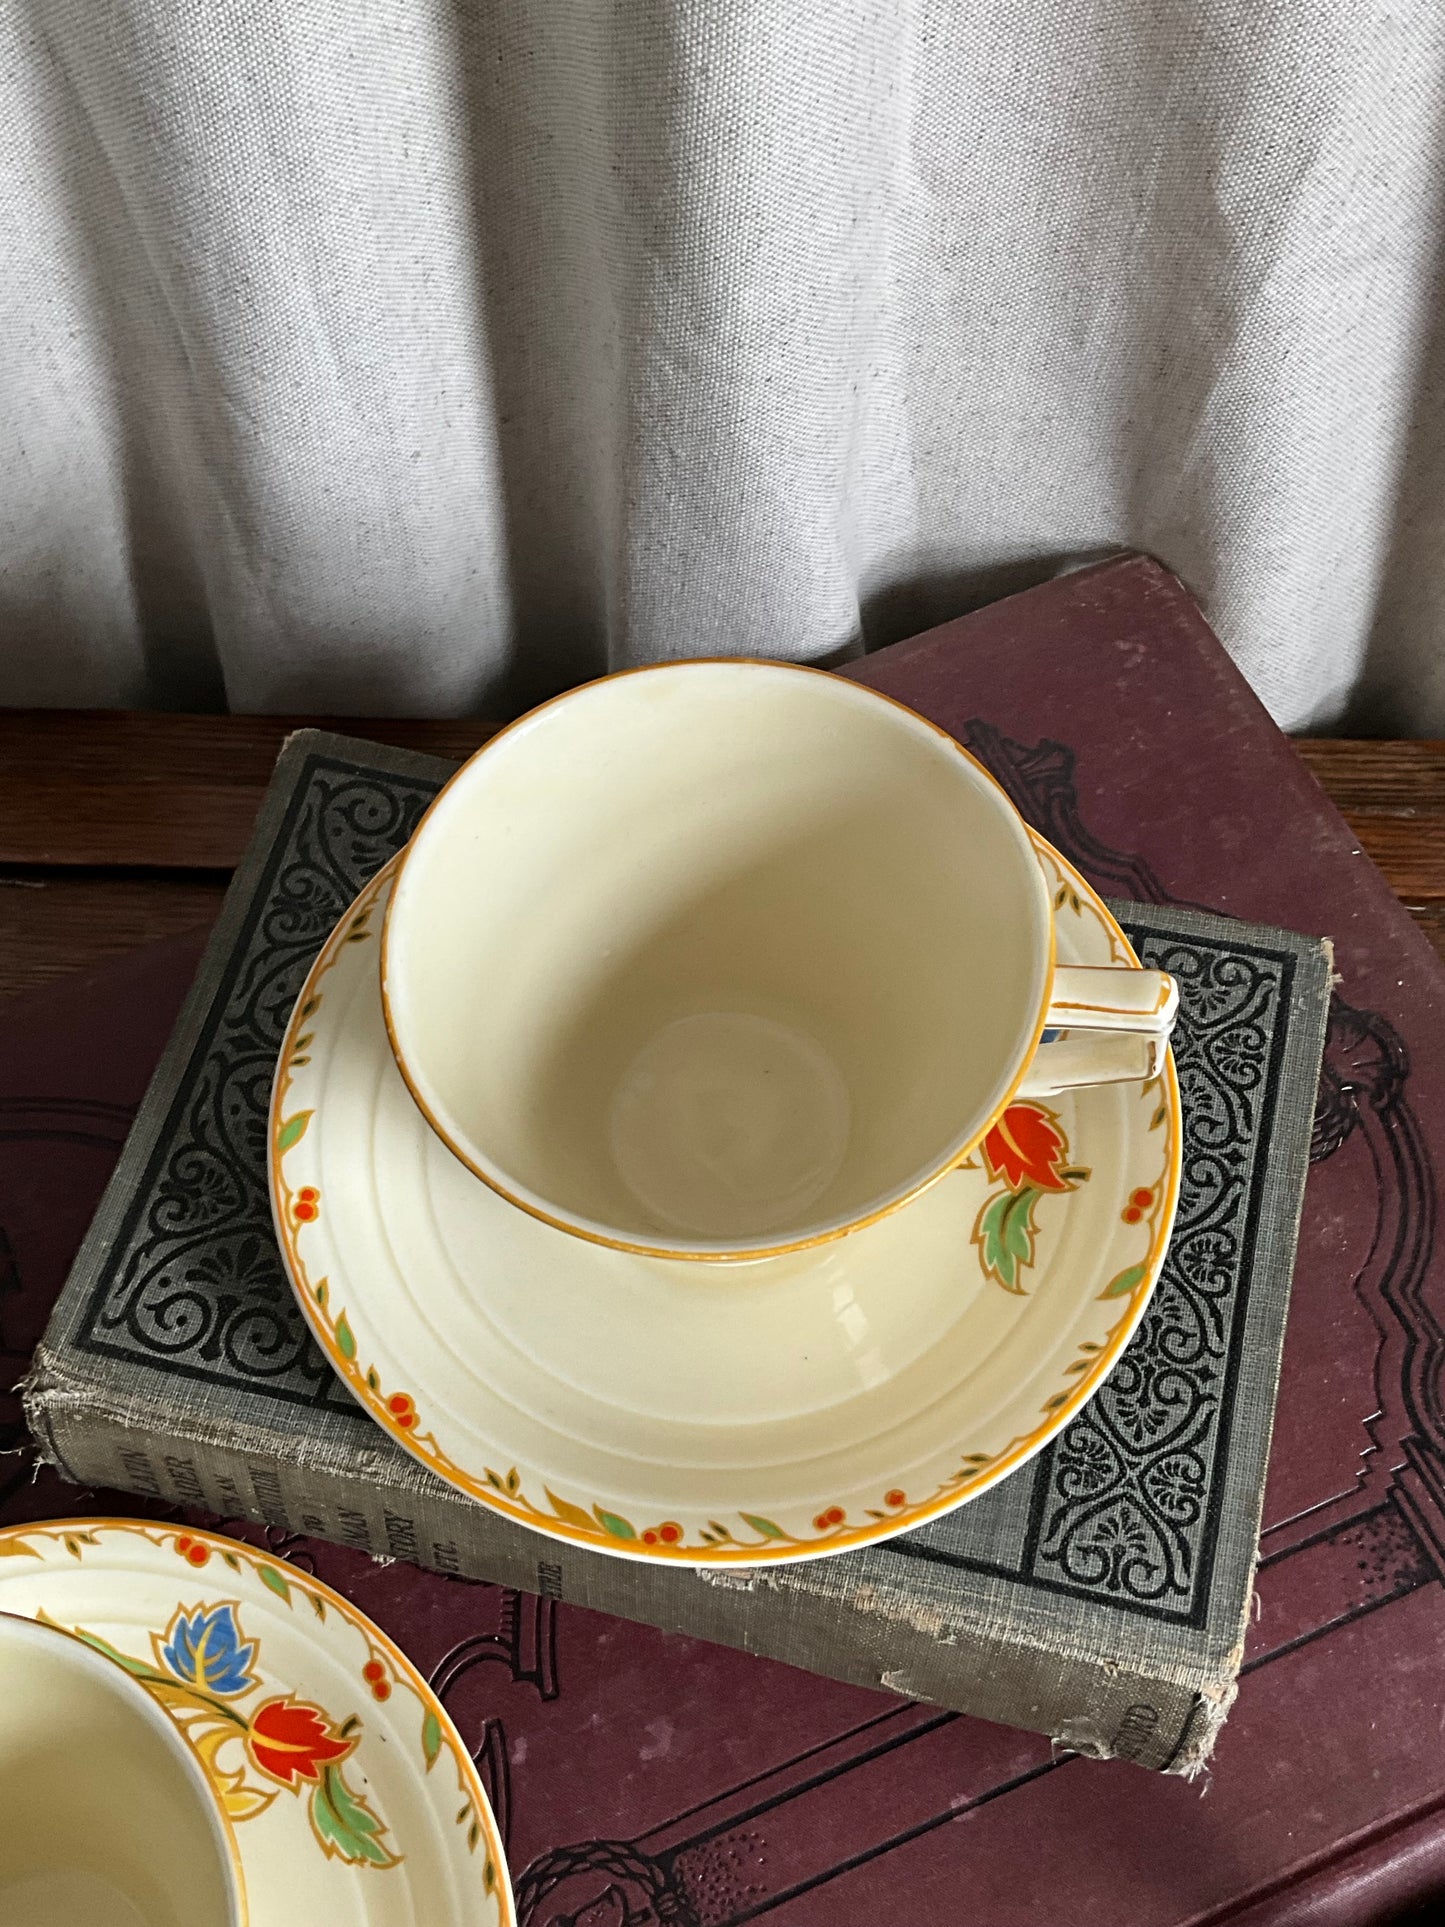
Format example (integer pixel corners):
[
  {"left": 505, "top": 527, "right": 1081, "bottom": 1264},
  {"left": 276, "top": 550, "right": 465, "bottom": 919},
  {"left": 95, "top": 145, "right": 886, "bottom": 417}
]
[
  {"left": 593, "top": 1507, "right": 637, "bottom": 1541},
  {"left": 422, "top": 1710, "right": 443, "bottom": 1770},
  {"left": 68, "top": 1626, "right": 156, "bottom": 1681},
  {"left": 310, "top": 1761, "right": 400, "bottom": 1869},
  {"left": 740, "top": 1513, "right": 786, "bottom": 1541},
  {"left": 278, "top": 1111, "right": 313, "bottom": 1154},
  {"left": 258, "top": 1564, "right": 292, "bottom": 1605},
  {"left": 335, "top": 1315, "right": 357, "bottom": 1361},
  {"left": 1100, "top": 1262, "right": 1147, "bottom": 1301},
  {"left": 974, "top": 1184, "right": 1041, "bottom": 1293}
]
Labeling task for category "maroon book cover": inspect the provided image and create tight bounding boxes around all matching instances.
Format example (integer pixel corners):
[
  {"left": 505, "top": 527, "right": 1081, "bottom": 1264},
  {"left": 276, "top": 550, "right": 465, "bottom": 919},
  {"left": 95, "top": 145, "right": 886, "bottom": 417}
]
[{"left": 6, "top": 554, "right": 1444, "bottom": 1923}]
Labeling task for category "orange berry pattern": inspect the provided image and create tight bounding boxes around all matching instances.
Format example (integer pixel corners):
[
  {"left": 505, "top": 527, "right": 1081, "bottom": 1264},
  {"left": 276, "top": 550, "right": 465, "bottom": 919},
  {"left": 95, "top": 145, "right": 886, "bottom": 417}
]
[{"left": 1122, "top": 1185, "right": 1154, "bottom": 1224}]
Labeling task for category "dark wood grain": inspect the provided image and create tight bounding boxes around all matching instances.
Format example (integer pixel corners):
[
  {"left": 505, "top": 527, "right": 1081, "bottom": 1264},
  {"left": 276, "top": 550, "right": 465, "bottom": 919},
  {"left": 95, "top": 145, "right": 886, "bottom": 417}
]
[
  {"left": 1292, "top": 741, "right": 1445, "bottom": 910},
  {"left": 0, "top": 871, "right": 228, "bottom": 999},
  {"left": 1293, "top": 738, "right": 1445, "bottom": 812},
  {"left": 0, "top": 713, "right": 498, "bottom": 869},
  {"left": 1, "top": 715, "right": 1443, "bottom": 1001}
]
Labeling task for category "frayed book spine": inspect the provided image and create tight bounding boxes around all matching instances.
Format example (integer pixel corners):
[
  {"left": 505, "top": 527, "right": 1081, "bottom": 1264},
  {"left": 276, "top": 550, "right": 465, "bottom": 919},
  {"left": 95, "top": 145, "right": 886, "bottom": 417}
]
[{"left": 25, "top": 1344, "right": 1220, "bottom": 1774}]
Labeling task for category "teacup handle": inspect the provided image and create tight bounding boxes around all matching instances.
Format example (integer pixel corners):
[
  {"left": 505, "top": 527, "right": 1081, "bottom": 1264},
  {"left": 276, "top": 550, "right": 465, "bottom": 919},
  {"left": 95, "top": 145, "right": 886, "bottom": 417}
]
[{"left": 1016, "top": 965, "right": 1179, "bottom": 1097}]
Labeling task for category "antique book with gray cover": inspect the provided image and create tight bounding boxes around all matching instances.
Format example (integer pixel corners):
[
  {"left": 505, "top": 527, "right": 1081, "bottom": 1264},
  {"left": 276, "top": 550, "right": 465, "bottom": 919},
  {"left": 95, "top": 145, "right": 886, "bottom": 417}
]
[{"left": 27, "top": 722, "right": 1329, "bottom": 1775}]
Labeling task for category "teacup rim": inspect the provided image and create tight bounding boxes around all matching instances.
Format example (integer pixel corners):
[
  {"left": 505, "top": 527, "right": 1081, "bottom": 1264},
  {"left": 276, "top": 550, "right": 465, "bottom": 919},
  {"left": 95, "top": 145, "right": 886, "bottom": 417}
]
[
  {"left": 378, "top": 656, "right": 1057, "bottom": 1261},
  {"left": 0, "top": 1607, "right": 249, "bottom": 1925}
]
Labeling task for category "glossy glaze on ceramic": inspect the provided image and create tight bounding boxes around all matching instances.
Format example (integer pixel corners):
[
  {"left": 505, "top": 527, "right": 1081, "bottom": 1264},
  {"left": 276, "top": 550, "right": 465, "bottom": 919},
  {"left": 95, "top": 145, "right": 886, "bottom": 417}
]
[
  {"left": 275, "top": 836, "right": 1181, "bottom": 1565},
  {"left": 0, "top": 1610, "right": 243, "bottom": 1927},
  {"left": 383, "top": 661, "right": 1173, "bottom": 1260},
  {"left": 0, "top": 1523, "right": 513, "bottom": 1927},
  {"left": 382, "top": 661, "right": 1055, "bottom": 1258}
]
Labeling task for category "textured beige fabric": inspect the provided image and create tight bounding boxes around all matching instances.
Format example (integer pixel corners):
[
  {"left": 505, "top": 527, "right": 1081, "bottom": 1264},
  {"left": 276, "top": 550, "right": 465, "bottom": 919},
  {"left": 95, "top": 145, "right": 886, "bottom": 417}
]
[{"left": 2, "top": 1, "right": 1442, "bottom": 728}]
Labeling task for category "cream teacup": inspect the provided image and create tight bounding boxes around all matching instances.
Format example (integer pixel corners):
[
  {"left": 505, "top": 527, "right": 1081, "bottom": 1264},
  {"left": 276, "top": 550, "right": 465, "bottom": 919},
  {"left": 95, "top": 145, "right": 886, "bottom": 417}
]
[
  {"left": 0, "top": 1612, "right": 245, "bottom": 1927},
  {"left": 381, "top": 660, "right": 1177, "bottom": 1262}
]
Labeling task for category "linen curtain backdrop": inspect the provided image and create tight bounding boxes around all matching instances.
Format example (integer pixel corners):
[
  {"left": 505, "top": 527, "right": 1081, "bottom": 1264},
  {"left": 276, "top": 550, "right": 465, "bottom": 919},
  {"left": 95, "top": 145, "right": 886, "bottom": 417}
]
[{"left": 2, "top": 0, "right": 1442, "bottom": 730}]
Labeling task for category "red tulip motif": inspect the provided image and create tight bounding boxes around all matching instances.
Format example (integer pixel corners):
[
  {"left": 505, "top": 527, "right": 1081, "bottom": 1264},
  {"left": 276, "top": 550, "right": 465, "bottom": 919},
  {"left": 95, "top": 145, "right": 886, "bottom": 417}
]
[
  {"left": 981, "top": 1103, "right": 1072, "bottom": 1192},
  {"left": 973, "top": 1103, "right": 1088, "bottom": 1294},
  {"left": 247, "top": 1695, "right": 353, "bottom": 1785}
]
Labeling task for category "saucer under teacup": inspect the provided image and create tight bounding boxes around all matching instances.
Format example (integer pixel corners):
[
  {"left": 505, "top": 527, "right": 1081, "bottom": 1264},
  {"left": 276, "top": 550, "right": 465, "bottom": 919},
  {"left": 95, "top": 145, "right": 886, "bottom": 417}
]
[
  {"left": 270, "top": 833, "right": 1181, "bottom": 1567},
  {"left": 0, "top": 1520, "right": 513, "bottom": 1927}
]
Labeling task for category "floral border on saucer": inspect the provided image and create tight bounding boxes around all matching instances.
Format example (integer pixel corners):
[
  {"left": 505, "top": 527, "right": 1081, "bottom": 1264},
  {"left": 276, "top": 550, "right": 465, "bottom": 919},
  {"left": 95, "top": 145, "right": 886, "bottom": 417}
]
[
  {"left": 271, "top": 838, "right": 1181, "bottom": 1561},
  {"left": 0, "top": 1519, "right": 509, "bottom": 1912}
]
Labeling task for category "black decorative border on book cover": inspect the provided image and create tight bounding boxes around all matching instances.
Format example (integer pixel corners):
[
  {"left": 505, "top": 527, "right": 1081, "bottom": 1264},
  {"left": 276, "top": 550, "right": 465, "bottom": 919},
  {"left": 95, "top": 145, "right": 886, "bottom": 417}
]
[
  {"left": 1032, "top": 927, "right": 1291, "bottom": 1622},
  {"left": 75, "top": 755, "right": 444, "bottom": 1413},
  {"left": 891, "top": 927, "right": 1293, "bottom": 1629},
  {"left": 73, "top": 749, "right": 1289, "bottom": 1630}
]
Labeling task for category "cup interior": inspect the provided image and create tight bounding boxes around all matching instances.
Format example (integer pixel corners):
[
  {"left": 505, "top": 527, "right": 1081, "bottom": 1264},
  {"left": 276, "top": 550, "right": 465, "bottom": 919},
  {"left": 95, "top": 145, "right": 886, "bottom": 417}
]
[
  {"left": 0, "top": 1614, "right": 240, "bottom": 1927},
  {"left": 384, "top": 662, "right": 1051, "bottom": 1254}
]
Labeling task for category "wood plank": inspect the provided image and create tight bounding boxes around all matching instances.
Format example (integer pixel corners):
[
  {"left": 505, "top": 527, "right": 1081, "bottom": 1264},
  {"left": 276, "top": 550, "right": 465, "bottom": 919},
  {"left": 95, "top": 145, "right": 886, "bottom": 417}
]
[
  {"left": 3, "top": 713, "right": 1445, "bottom": 900},
  {"left": 0, "top": 713, "right": 494, "bottom": 869},
  {"left": 1292, "top": 742, "right": 1445, "bottom": 902},
  {"left": 0, "top": 710, "right": 499, "bottom": 782},
  {"left": 1294, "top": 739, "right": 1445, "bottom": 813},
  {"left": 7, "top": 782, "right": 280, "bottom": 870},
  {"left": 1342, "top": 818, "right": 1445, "bottom": 904},
  {"left": 0, "top": 871, "right": 226, "bottom": 1004}
]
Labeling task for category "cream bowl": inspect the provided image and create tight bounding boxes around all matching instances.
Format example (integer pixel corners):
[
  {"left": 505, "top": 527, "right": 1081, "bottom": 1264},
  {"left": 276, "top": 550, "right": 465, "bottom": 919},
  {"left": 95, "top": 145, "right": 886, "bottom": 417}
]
[
  {"left": 0, "top": 1611, "right": 244, "bottom": 1927},
  {"left": 382, "top": 660, "right": 1054, "bottom": 1261}
]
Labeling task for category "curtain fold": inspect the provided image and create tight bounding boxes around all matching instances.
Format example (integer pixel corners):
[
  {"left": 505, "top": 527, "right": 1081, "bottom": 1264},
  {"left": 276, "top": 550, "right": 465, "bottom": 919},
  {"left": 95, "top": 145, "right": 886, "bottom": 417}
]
[{"left": 2, "top": 0, "right": 1442, "bottom": 728}]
